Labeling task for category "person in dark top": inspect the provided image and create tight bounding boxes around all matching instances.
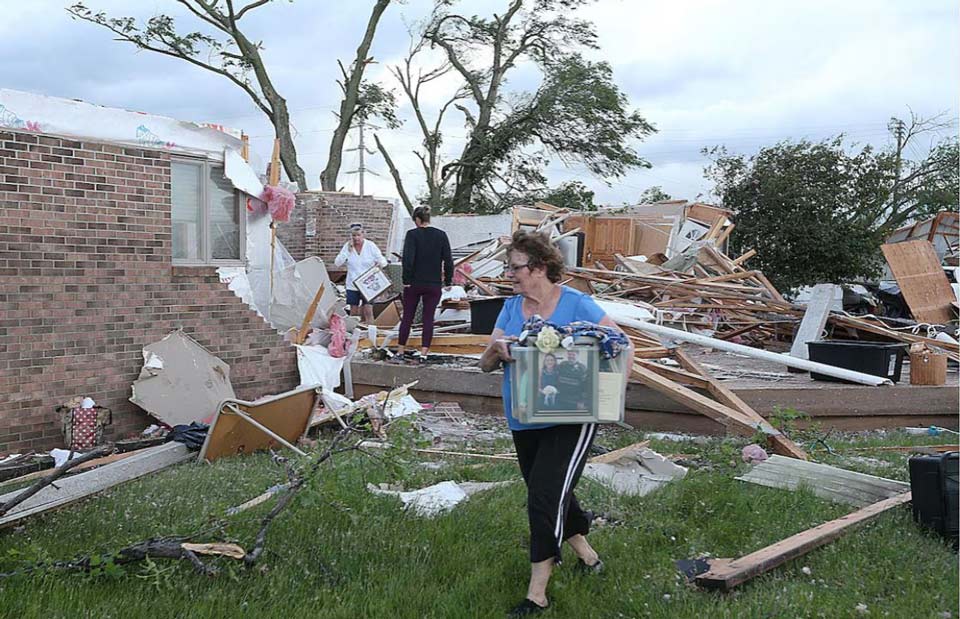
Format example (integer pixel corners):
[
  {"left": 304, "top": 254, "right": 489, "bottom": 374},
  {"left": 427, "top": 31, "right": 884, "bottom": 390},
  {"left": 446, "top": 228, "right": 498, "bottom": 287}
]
[
  {"left": 556, "top": 350, "right": 588, "bottom": 410},
  {"left": 393, "top": 206, "right": 453, "bottom": 364}
]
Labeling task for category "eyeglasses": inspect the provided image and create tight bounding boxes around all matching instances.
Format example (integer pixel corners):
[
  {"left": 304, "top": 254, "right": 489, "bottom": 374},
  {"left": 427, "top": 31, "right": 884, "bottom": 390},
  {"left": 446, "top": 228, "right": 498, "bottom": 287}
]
[{"left": 505, "top": 263, "right": 532, "bottom": 274}]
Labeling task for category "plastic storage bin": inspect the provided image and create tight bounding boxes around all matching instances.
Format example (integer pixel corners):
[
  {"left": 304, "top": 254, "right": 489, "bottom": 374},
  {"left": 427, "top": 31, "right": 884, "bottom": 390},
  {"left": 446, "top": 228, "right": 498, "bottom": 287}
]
[
  {"left": 469, "top": 297, "right": 507, "bottom": 335},
  {"left": 509, "top": 335, "right": 627, "bottom": 425},
  {"left": 806, "top": 340, "right": 907, "bottom": 384}
]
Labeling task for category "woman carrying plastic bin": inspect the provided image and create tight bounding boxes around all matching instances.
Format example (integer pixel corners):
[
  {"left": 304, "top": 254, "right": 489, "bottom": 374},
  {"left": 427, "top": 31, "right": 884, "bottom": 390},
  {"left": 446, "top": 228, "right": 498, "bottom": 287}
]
[{"left": 479, "top": 230, "right": 631, "bottom": 617}]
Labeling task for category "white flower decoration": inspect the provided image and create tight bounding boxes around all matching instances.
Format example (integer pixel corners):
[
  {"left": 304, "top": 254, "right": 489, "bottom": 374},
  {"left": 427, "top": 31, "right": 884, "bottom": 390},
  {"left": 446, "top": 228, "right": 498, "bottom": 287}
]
[{"left": 535, "top": 326, "right": 560, "bottom": 353}]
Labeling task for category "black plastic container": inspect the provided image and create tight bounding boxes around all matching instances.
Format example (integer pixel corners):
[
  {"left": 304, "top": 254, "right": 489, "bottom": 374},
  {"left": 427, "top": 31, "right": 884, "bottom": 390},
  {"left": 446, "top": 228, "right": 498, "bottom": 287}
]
[
  {"left": 909, "top": 452, "right": 959, "bottom": 547},
  {"left": 806, "top": 340, "right": 907, "bottom": 383},
  {"left": 469, "top": 297, "right": 507, "bottom": 335}
]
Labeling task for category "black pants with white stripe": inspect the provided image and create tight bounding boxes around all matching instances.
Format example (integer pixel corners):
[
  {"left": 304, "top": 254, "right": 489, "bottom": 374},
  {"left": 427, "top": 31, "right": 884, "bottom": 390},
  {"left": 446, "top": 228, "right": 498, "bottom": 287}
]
[{"left": 512, "top": 423, "right": 597, "bottom": 564}]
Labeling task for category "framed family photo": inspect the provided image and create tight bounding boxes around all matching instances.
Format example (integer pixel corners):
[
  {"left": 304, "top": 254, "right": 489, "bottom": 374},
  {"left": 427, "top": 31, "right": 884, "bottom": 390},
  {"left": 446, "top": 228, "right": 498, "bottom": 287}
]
[
  {"left": 510, "top": 341, "right": 600, "bottom": 424},
  {"left": 353, "top": 265, "right": 392, "bottom": 302}
]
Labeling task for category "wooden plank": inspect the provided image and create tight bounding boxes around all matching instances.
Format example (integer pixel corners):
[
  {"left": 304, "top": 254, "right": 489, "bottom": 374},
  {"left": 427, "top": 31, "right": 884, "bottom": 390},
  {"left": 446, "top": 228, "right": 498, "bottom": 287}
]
[
  {"left": 630, "top": 363, "right": 776, "bottom": 438},
  {"left": 673, "top": 349, "right": 807, "bottom": 460},
  {"left": 296, "top": 283, "right": 326, "bottom": 344},
  {"left": 0, "top": 443, "right": 192, "bottom": 529},
  {"left": 589, "top": 440, "right": 650, "bottom": 464},
  {"left": 736, "top": 455, "right": 909, "bottom": 507},
  {"left": 788, "top": 284, "right": 840, "bottom": 361},
  {"left": 881, "top": 240, "right": 954, "bottom": 325},
  {"left": 696, "top": 492, "right": 911, "bottom": 591},
  {"left": 0, "top": 448, "right": 151, "bottom": 490},
  {"left": 732, "top": 249, "right": 756, "bottom": 265}
]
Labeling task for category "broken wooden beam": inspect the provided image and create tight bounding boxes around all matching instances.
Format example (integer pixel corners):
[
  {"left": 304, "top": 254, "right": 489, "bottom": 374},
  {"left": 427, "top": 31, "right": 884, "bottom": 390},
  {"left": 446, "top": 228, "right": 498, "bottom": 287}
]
[{"left": 695, "top": 492, "right": 912, "bottom": 591}]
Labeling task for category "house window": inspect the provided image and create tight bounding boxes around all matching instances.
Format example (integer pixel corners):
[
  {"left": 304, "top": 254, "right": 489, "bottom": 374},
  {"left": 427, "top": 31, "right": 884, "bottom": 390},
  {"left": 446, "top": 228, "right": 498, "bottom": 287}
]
[{"left": 171, "top": 159, "right": 243, "bottom": 264}]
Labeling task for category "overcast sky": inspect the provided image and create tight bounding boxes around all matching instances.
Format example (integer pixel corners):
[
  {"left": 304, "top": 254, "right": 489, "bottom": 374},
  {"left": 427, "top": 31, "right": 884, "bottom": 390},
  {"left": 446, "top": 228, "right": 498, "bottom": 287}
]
[{"left": 2, "top": 0, "right": 957, "bottom": 205}]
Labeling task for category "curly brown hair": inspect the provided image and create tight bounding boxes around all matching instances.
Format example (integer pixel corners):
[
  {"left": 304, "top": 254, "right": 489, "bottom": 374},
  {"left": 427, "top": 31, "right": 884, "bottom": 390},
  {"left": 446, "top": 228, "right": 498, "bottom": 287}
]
[{"left": 508, "top": 230, "right": 565, "bottom": 283}]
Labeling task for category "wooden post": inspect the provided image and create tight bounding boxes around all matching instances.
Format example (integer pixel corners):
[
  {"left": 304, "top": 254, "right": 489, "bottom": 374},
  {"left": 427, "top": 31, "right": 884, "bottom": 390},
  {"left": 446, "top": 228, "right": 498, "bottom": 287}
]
[
  {"left": 241, "top": 133, "right": 250, "bottom": 162},
  {"left": 268, "top": 138, "right": 281, "bottom": 296},
  {"left": 296, "top": 284, "right": 326, "bottom": 345}
]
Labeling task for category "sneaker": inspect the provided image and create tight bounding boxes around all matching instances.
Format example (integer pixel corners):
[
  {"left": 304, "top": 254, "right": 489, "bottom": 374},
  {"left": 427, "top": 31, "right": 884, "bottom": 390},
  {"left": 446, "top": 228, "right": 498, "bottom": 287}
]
[
  {"left": 507, "top": 598, "right": 548, "bottom": 617},
  {"left": 575, "top": 557, "right": 604, "bottom": 574}
]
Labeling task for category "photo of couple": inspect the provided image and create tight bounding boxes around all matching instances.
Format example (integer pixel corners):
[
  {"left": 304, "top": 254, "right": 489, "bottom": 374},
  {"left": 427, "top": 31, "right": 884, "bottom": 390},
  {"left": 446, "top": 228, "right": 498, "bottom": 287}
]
[{"left": 537, "top": 349, "right": 590, "bottom": 412}]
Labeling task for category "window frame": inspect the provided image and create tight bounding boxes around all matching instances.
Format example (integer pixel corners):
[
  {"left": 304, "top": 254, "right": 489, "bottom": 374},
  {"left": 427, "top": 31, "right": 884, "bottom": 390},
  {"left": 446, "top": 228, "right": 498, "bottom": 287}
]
[{"left": 170, "top": 156, "right": 246, "bottom": 266}]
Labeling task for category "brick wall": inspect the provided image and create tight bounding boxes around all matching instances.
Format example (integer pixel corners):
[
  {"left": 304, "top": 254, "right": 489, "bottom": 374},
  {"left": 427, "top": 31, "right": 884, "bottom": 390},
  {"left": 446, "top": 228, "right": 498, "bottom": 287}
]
[
  {"left": 276, "top": 191, "right": 395, "bottom": 263},
  {"left": 0, "top": 129, "right": 299, "bottom": 454}
]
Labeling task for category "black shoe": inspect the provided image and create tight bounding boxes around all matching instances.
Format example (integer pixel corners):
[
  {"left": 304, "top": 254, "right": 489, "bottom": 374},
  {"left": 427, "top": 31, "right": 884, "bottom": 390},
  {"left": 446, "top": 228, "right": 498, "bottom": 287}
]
[
  {"left": 507, "top": 598, "right": 548, "bottom": 617},
  {"left": 575, "top": 557, "right": 604, "bottom": 574}
]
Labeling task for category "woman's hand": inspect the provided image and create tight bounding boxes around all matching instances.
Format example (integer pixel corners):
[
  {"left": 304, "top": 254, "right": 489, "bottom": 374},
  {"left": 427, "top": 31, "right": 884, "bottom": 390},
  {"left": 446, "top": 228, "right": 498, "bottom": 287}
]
[{"left": 480, "top": 334, "right": 515, "bottom": 372}]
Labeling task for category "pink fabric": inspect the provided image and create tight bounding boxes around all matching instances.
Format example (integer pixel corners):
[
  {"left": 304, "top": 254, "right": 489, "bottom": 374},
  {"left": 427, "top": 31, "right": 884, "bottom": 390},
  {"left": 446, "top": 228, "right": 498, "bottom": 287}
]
[
  {"left": 328, "top": 313, "right": 348, "bottom": 358},
  {"left": 260, "top": 185, "right": 295, "bottom": 222}
]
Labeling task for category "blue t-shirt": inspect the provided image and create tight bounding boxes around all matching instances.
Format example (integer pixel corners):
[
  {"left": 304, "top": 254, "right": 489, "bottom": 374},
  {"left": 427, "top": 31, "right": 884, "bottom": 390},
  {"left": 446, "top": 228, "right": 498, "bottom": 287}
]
[{"left": 494, "top": 286, "right": 606, "bottom": 431}]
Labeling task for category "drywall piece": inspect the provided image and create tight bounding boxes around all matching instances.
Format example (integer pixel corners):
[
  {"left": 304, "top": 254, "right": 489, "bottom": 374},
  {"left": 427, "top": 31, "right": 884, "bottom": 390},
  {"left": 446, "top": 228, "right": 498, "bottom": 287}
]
[
  {"left": 789, "top": 284, "right": 841, "bottom": 361},
  {"left": 736, "top": 455, "right": 909, "bottom": 508},
  {"left": 130, "top": 330, "right": 236, "bottom": 427},
  {"left": 0, "top": 442, "right": 192, "bottom": 528},
  {"left": 223, "top": 148, "right": 263, "bottom": 197},
  {"left": 269, "top": 257, "right": 340, "bottom": 332},
  {"left": 881, "top": 240, "right": 955, "bottom": 325},
  {"left": 198, "top": 384, "right": 319, "bottom": 463},
  {"left": 584, "top": 447, "right": 687, "bottom": 496},
  {"left": 695, "top": 492, "right": 912, "bottom": 591}
]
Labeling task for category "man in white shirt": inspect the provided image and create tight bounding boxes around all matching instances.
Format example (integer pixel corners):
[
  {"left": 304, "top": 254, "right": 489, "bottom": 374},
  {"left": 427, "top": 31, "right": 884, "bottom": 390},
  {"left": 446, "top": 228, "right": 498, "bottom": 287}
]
[{"left": 334, "top": 222, "right": 388, "bottom": 323}]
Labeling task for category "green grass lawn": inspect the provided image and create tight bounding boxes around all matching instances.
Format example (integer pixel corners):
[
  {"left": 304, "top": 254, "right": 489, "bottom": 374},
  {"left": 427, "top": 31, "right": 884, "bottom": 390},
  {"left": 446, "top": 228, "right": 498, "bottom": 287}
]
[{"left": 0, "top": 425, "right": 956, "bottom": 619}]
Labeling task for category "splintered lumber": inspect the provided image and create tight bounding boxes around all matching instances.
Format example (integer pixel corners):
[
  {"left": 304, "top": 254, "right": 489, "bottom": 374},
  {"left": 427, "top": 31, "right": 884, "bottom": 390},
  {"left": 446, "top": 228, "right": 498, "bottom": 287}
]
[
  {"left": 695, "top": 491, "right": 912, "bottom": 591},
  {"left": 0, "top": 442, "right": 193, "bottom": 529},
  {"left": 736, "top": 455, "right": 909, "bottom": 507},
  {"left": 673, "top": 349, "right": 807, "bottom": 460},
  {"left": 731, "top": 249, "right": 756, "bottom": 265},
  {"left": 881, "top": 240, "right": 955, "bottom": 325}
]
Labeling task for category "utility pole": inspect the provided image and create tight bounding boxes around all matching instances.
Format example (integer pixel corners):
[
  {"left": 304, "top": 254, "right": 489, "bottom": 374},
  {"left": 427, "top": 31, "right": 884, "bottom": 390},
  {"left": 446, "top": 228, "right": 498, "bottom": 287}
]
[
  {"left": 889, "top": 117, "right": 906, "bottom": 212},
  {"left": 345, "top": 118, "right": 380, "bottom": 196}
]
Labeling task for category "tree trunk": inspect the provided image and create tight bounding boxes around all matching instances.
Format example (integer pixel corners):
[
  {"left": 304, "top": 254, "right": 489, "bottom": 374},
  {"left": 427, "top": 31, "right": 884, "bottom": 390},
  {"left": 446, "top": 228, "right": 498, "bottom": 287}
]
[
  {"left": 271, "top": 97, "right": 307, "bottom": 191},
  {"left": 320, "top": 0, "right": 391, "bottom": 192}
]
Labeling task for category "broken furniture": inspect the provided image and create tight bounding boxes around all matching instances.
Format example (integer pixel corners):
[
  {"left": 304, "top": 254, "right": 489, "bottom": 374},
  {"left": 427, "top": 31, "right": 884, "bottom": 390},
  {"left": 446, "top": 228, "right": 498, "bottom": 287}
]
[{"left": 198, "top": 384, "right": 320, "bottom": 462}]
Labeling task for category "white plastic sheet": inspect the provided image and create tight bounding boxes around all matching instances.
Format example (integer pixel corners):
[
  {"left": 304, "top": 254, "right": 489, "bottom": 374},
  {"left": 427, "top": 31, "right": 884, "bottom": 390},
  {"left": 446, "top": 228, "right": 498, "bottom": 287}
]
[{"left": 296, "top": 345, "right": 345, "bottom": 390}]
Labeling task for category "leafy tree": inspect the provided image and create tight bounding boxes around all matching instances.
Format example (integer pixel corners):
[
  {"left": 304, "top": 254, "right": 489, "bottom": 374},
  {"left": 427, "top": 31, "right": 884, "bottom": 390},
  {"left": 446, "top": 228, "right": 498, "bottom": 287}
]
[
  {"left": 705, "top": 114, "right": 959, "bottom": 292},
  {"left": 68, "top": 1, "right": 395, "bottom": 192},
  {"left": 638, "top": 185, "right": 672, "bottom": 203},
  {"left": 378, "top": 0, "right": 655, "bottom": 213}
]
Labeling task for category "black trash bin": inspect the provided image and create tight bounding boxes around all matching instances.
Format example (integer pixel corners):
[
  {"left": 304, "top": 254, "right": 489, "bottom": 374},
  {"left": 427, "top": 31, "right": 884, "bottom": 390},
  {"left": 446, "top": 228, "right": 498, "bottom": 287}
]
[
  {"left": 806, "top": 340, "right": 907, "bottom": 383},
  {"left": 469, "top": 297, "right": 507, "bottom": 335}
]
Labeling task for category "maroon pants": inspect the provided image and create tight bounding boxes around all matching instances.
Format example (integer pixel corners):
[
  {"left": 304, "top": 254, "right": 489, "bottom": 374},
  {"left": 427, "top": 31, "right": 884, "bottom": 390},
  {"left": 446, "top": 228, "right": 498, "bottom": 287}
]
[{"left": 398, "top": 285, "right": 443, "bottom": 349}]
